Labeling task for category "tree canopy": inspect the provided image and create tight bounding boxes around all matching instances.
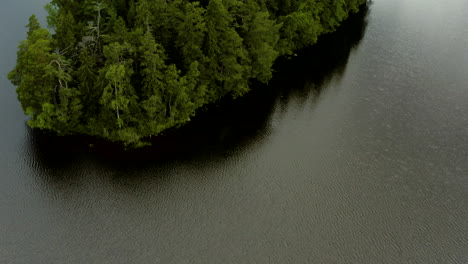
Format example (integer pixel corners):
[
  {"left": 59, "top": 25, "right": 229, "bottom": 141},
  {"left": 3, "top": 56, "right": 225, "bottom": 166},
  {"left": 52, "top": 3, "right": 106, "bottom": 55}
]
[{"left": 9, "top": 0, "right": 366, "bottom": 147}]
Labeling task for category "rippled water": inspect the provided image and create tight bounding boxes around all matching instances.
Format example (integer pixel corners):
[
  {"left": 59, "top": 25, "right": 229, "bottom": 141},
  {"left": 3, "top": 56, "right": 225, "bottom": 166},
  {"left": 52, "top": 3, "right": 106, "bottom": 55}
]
[{"left": 1, "top": 0, "right": 467, "bottom": 263}]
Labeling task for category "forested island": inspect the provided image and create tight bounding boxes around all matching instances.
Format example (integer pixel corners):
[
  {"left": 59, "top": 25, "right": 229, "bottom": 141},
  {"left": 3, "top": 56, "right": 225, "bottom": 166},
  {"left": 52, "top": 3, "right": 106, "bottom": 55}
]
[{"left": 9, "top": 0, "right": 366, "bottom": 147}]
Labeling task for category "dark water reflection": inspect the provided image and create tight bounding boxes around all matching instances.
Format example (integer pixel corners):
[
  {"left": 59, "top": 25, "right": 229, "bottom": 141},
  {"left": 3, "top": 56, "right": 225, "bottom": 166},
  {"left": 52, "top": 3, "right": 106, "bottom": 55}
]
[
  {"left": 27, "top": 6, "right": 369, "bottom": 174},
  {"left": 2, "top": 1, "right": 468, "bottom": 263},
  {"left": 25, "top": 15, "right": 368, "bottom": 210}
]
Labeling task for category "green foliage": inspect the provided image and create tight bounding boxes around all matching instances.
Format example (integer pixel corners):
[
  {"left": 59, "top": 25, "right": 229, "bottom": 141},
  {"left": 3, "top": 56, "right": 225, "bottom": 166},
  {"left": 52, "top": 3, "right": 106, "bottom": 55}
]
[
  {"left": 44, "top": 3, "right": 58, "bottom": 29},
  {"left": 26, "top": 15, "right": 41, "bottom": 38},
  {"left": 175, "top": 2, "right": 207, "bottom": 70},
  {"left": 11, "top": 26, "right": 55, "bottom": 115},
  {"left": 245, "top": 11, "right": 281, "bottom": 82},
  {"left": 204, "top": 0, "right": 251, "bottom": 99},
  {"left": 9, "top": 0, "right": 366, "bottom": 147},
  {"left": 100, "top": 42, "right": 137, "bottom": 130},
  {"left": 54, "top": 9, "right": 77, "bottom": 51}
]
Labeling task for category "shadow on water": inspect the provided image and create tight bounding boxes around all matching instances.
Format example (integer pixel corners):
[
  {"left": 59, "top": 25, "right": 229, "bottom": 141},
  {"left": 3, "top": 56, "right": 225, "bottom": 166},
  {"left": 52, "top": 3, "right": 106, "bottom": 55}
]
[{"left": 25, "top": 5, "right": 370, "bottom": 189}]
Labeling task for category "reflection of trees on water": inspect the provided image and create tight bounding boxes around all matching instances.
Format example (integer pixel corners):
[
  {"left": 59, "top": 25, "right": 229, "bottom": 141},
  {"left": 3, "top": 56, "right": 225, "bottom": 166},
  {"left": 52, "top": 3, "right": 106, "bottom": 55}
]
[
  {"left": 25, "top": 5, "right": 370, "bottom": 190},
  {"left": 273, "top": 3, "right": 370, "bottom": 108}
]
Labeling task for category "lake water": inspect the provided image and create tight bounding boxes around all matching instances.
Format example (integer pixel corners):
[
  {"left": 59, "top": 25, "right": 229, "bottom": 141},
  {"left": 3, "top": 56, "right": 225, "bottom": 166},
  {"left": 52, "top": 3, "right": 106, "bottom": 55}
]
[{"left": 1, "top": 0, "right": 467, "bottom": 263}]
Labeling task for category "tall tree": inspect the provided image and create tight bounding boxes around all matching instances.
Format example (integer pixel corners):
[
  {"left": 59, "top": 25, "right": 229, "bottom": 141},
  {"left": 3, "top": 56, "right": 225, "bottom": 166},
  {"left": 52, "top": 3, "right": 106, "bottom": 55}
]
[
  {"left": 175, "top": 2, "right": 207, "bottom": 71},
  {"left": 9, "top": 25, "right": 55, "bottom": 122},
  {"left": 204, "top": 0, "right": 250, "bottom": 99},
  {"left": 9, "top": 0, "right": 367, "bottom": 146},
  {"left": 139, "top": 32, "right": 168, "bottom": 134},
  {"left": 100, "top": 42, "right": 137, "bottom": 129},
  {"left": 54, "top": 10, "right": 77, "bottom": 51},
  {"left": 244, "top": 11, "right": 281, "bottom": 82}
]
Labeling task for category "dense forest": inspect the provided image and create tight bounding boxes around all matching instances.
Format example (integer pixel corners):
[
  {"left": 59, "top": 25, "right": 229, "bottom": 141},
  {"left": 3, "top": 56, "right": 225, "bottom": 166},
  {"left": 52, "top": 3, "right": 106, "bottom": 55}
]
[{"left": 9, "top": 0, "right": 366, "bottom": 147}]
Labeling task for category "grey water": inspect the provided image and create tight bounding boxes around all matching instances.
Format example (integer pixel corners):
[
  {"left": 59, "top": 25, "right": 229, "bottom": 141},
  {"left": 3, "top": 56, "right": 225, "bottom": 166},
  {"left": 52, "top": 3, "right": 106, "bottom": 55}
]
[{"left": 1, "top": 0, "right": 467, "bottom": 263}]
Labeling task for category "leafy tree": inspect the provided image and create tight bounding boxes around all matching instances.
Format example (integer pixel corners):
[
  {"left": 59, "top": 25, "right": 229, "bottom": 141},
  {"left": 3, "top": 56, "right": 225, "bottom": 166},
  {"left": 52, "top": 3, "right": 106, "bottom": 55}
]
[
  {"left": 9, "top": 25, "right": 55, "bottom": 120},
  {"left": 100, "top": 42, "right": 137, "bottom": 129},
  {"left": 44, "top": 52, "right": 83, "bottom": 131}
]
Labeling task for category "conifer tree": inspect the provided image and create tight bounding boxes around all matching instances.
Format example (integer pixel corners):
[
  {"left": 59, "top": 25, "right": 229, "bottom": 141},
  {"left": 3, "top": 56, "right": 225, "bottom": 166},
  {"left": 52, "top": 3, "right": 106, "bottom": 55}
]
[
  {"left": 204, "top": 0, "right": 250, "bottom": 99},
  {"left": 9, "top": 0, "right": 366, "bottom": 146}
]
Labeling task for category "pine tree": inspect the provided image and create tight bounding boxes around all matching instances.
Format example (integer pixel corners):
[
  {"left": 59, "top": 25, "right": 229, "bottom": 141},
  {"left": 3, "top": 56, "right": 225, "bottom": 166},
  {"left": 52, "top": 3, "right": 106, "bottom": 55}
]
[
  {"left": 139, "top": 32, "right": 168, "bottom": 134},
  {"left": 9, "top": 0, "right": 366, "bottom": 146},
  {"left": 54, "top": 10, "right": 77, "bottom": 51},
  {"left": 244, "top": 11, "right": 281, "bottom": 82},
  {"left": 175, "top": 2, "right": 207, "bottom": 70},
  {"left": 204, "top": 0, "right": 250, "bottom": 99}
]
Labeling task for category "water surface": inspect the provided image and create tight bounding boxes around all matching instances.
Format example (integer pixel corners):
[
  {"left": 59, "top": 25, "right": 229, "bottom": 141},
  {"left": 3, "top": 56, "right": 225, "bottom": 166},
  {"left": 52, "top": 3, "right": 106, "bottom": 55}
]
[{"left": 1, "top": 0, "right": 467, "bottom": 263}]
